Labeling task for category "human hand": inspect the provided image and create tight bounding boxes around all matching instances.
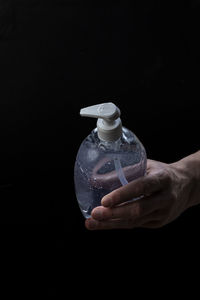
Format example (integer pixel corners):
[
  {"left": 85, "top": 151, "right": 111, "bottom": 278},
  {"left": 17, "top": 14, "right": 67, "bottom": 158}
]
[{"left": 85, "top": 157, "right": 198, "bottom": 230}]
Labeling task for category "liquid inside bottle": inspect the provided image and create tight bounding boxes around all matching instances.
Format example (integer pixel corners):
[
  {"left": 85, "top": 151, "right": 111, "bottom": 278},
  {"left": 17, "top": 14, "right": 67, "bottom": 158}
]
[{"left": 74, "top": 127, "right": 147, "bottom": 219}]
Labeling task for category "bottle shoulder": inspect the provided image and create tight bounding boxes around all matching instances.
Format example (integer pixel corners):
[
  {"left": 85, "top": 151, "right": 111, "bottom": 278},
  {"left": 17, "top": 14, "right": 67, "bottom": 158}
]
[
  {"left": 75, "top": 127, "right": 147, "bottom": 181},
  {"left": 77, "top": 127, "right": 146, "bottom": 156}
]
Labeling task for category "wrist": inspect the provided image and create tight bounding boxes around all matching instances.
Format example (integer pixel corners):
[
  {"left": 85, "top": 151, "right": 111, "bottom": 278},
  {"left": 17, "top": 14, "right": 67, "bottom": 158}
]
[{"left": 170, "top": 150, "right": 200, "bottom": 207}]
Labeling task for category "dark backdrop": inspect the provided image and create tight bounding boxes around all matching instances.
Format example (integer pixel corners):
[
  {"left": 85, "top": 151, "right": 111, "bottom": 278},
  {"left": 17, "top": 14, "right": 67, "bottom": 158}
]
[{"left": 0, "top": 0, "right": 199, "bottom": 295}]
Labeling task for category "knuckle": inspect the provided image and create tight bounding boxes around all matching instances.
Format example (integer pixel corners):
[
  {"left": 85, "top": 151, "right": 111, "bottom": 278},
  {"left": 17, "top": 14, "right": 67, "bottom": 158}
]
[
  {"left": 156, "top": 171, "right": 166, "bottom": 185},
  {"left": 162, "top": 168, "right": 173, "bottom": 185},
  {"left": 143, "top": 174, "right": 160, "bottom": 196}
]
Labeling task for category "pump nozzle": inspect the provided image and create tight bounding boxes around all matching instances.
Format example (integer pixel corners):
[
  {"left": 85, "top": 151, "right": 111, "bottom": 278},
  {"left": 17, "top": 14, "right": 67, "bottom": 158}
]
[
  {"left": 80, "top": 103, "right": 122, "bottom": 142},
  {"left": 80, "top": 103, "right": 120, "bottom": 121}
]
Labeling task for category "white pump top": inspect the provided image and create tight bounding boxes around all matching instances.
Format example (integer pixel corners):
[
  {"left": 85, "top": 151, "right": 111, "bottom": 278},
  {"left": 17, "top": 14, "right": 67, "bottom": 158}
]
[{"left": 80, "top": 102, "right": 122, "bottom": 142}]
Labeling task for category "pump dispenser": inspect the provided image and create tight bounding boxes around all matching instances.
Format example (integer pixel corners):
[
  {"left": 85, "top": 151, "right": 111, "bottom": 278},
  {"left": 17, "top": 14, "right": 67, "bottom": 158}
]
[
  {"left": 80, "top": 103, "right": 122, "bottom": 142},
  {"left": 74, "top": 102, "right": 147, "bottom": 219}
]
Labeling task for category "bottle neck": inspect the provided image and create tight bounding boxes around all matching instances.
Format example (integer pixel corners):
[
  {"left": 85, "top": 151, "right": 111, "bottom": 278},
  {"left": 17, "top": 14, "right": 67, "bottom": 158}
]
[{"left": 97, "top": 117, "right": 122, "bottom": 142}]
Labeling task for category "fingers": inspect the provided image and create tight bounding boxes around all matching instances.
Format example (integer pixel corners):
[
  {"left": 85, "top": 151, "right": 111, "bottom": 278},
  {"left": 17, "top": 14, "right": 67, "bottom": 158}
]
[
  {"left": 85, "top": 191, "right": 168, "bottom": 230},
  {"left": 91, "top": 203, "right": 134, "bottom": 221},
  {"left": 85, "top": 209, "right": 164, "bottom": 230},
  {"left": 101, "top": 171, "right": 169, "bottom": 207},
  {"left": 85, "top": 218, "right": 133, "bottom": 230},
  {"left": 92, "top": 194, "right": 159, "bottom": 221}
]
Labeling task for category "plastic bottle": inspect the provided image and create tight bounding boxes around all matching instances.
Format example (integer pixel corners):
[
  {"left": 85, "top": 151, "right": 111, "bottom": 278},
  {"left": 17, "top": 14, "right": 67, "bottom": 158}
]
[{"left": 74, "top": 103, "right": 147, "bottom": 219}]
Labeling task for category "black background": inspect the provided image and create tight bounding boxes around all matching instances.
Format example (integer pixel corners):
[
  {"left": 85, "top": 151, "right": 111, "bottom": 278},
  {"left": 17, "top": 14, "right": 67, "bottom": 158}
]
[{"left": 0, "top": 0, "right": 199, "bottom": 296}]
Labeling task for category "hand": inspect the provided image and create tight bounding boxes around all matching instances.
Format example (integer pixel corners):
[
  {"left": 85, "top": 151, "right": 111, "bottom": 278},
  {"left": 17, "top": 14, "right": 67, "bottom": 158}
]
[{"left": 85, "top": 158, "right": 198, "bottom": 230}]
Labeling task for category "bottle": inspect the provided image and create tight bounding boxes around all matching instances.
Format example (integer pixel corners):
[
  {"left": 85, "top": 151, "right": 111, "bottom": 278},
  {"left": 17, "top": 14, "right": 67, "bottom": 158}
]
[{"left": 74, "top": 102, "right": 147, "bottom": 219}]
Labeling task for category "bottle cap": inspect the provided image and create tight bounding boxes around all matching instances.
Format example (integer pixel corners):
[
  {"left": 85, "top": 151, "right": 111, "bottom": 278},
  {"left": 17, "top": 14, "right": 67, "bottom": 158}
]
[{"left": 80, "top": 103, "right": 122, "bottom": 142}]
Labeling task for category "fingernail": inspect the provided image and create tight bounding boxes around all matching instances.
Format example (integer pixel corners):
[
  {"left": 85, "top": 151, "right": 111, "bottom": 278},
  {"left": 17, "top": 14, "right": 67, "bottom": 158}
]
[
  {"left": 92, "top": 208, "right": 103, "bottom": 220},
  {"left": 101, "top": 196, "right": 111, "bottom": 207},
  {"left": 86, "top": 219, "right": 97, "bottom": 230}
]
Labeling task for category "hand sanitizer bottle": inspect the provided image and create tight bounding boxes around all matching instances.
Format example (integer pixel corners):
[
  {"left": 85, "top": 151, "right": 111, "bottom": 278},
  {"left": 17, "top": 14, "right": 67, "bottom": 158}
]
[{"left": 74, "top": 103, "right": 147, "bottom": 219}]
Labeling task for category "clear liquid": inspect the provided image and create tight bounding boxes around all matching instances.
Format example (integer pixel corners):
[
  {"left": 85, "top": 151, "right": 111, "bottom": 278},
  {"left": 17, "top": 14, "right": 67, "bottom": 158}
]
[{"left": 74, "top": 127, "right": 147, "bottom": 219}]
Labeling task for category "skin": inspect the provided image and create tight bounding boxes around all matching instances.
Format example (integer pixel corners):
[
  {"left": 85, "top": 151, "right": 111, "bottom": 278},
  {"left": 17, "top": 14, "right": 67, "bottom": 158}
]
[{"left": 85, "top": 150, "right": 200, "bottom": 230}]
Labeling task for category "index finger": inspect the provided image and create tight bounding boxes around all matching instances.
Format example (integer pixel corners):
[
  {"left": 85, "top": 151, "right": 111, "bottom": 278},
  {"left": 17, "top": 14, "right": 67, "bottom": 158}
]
[{"left": 101, "top": 171, "right": 168, "bottom": 207}]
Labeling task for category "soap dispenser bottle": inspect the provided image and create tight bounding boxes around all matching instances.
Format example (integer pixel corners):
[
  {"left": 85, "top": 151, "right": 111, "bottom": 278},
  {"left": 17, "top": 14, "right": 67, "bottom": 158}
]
[{"left": 74, "top": 103, "right": 147, "bottom": 219}]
